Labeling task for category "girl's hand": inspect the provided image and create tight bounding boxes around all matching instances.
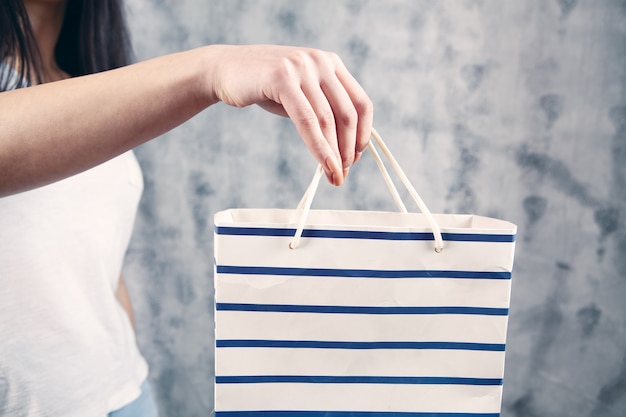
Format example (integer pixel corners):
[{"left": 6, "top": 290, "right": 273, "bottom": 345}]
[{"left": 205, "top": 45, "right": 374, "bottom": 186}]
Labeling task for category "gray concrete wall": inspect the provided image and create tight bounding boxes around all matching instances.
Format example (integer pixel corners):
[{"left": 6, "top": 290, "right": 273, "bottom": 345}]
[{"left": 122, "top": 1, "right": 626, "bottom": 416}]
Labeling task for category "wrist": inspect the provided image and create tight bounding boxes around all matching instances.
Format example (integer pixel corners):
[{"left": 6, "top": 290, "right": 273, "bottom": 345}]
[{"left": 193, "top": 44, "right": 230, "bottom": 106}]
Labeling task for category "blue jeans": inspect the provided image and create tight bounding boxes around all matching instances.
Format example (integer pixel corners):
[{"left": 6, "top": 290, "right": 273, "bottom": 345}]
[{"left": 108, "top": 379, "right": 159, "bottom": 417}]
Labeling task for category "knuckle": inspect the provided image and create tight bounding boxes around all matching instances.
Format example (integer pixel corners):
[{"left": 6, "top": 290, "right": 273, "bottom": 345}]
[
  {"left": 354, "top": 95, "right": 374, "bottom": 116},
  {"left": 296, "top": 108, "right": 318, "bottom": 128},
  {"left": 306, "top": 49, "right": 327, "bottom": 65},
  {"left": 271, "top": 57, "right": 296, "bottom": 81},
  {"left": 287, "top": 50, "right": 313, "bottom": 72},
  {"left": 306, "top": 49, "right": 339, "bottom": 71},
  {"left": 328, "top": 51, "right": 342, "bottom": 65},
  {"left": 318, "top": 109, "right": 336, "bottom": 130},
  {"left": 338, "top": 108, "right": 358, "bottom": 128}
]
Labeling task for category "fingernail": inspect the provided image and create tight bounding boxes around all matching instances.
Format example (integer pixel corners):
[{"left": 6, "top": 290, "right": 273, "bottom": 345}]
[
  {"left": 325, "top": 155, "right": 342, "bottom": 186},
  {"left": 324, "top": 170, "right": 333, "bottom": 184},
  {"left": 343, "top": 167, "right": 350, "bottom": 180},
  {"left": 354, "top": 151, "right": 363, "bottom": 163}
]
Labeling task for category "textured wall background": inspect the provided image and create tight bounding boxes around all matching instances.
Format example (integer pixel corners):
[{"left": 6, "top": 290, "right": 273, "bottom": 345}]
[{"left": 121, "top": 1, "right": 626, "bottom": 416}]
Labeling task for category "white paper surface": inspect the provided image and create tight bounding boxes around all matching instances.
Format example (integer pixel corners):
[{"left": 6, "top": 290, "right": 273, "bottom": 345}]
[{"left": 214, "top": 209, "right": 516, "bottom": 415}]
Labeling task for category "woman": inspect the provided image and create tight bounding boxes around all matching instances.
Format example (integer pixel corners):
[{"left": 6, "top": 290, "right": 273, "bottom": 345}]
[{"left": 0, "top": 0, "right": 373, "bottom": 415}]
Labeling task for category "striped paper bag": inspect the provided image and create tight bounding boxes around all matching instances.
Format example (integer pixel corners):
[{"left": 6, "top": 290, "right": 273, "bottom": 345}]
[{"left": 214, "top": 130, "right": 517, "bottom": 417}]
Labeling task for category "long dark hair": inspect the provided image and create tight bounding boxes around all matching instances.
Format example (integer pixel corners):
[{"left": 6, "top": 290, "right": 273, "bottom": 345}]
[{"left": 0, "top": 0, "right": 133, "bottom": 91}]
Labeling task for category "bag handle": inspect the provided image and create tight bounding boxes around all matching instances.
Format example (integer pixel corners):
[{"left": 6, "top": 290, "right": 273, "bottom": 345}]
[
  {"left": 295, "top": 134, "right": 407, "bottom": 213},
  {"left": 289, "top": 128, "right": 444, "bottom": 253}
]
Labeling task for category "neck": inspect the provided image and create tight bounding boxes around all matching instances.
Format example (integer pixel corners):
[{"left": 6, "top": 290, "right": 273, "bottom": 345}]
[{"left": 23, "top": 0, "right": 68, "bottom": 82}]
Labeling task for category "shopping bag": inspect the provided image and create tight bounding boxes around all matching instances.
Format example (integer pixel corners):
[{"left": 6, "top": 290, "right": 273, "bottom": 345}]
[{"left": 214, "top": 129, "right": 517, "bottom": 417}]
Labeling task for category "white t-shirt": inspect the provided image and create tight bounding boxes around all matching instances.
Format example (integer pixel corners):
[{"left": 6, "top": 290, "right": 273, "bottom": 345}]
[{"left": 0, "top": 151, "right": 148, "bottom": 417}]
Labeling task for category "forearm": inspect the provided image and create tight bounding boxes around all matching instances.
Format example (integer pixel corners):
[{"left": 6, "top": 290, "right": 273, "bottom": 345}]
[
  {"left": 0, "top": 44, "right": 373, "bottom": 197},
  {"left": 0, "top": 47, "right": 216, "bottom": 197}
]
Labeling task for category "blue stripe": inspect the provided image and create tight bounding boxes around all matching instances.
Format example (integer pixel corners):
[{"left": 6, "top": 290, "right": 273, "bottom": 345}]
[
  {"left": 215, "top": 412, "right": 500, "bottom": 417},
  {"left": 215, "top": 226, "right": 515, "bottom": 243},
  {"left": 215, "top": 340, "right": 506, "bottom": 352},
  {"left": 215, "top": 375, "right": 502, "bottom": 385},
  {"left": 216, "top": 303, "right": 508, "bottom": 316},
  {"left": 444, "top": 232, "right": 513, "bottom": 242},
  {"left": 216, "top": 266, "right": 511, "bottom": 280}
]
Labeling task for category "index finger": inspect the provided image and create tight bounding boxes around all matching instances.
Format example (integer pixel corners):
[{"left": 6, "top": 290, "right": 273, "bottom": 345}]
[{"left": 278, "top": 83, "right": 344, "bottom": 186}]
